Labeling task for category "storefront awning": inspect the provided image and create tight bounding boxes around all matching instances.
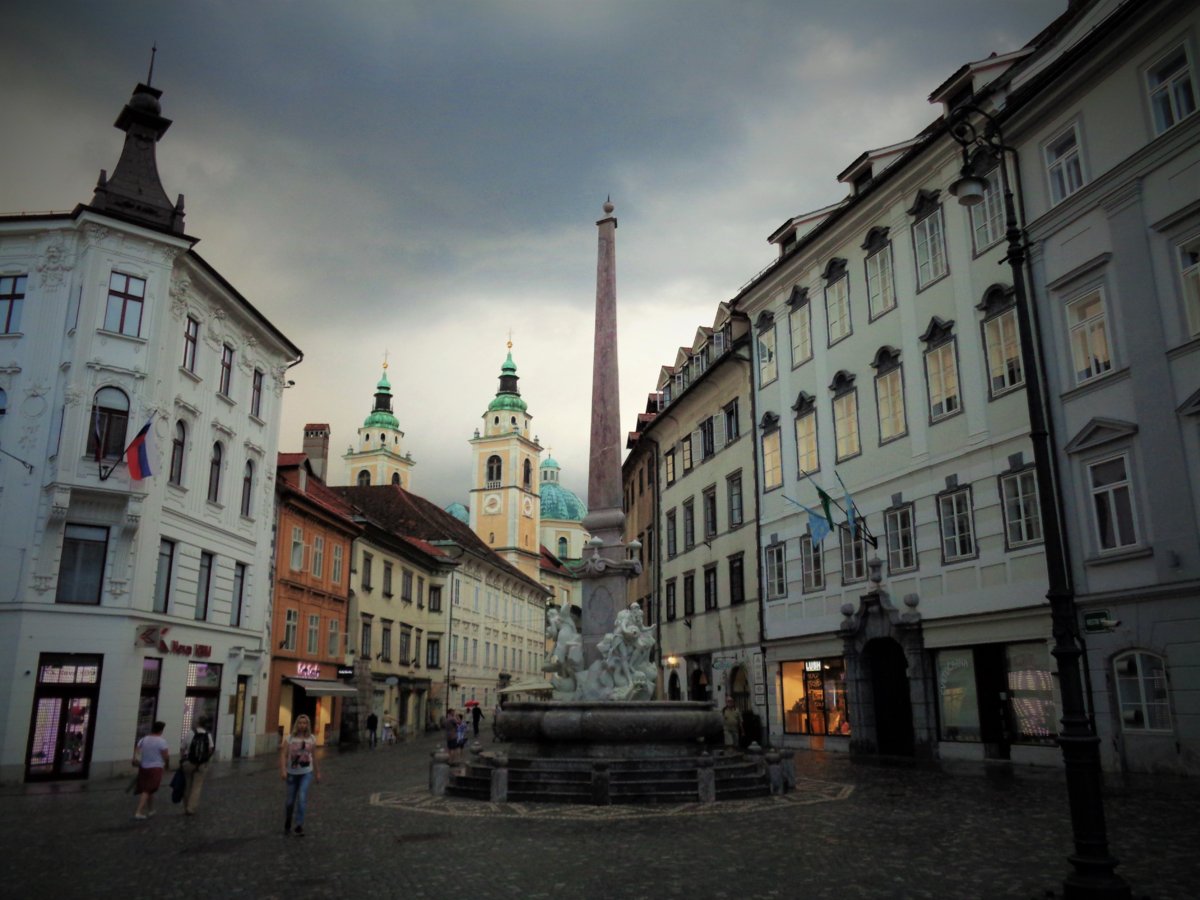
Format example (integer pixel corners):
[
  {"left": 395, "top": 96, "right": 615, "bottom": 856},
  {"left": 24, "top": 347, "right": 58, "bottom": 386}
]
[{"left": 286, "top": 677, "right": 359, "bottom": 697}]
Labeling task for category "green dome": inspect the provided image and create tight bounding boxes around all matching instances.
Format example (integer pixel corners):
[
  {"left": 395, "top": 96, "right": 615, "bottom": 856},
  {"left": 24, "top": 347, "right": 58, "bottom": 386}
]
[
  {"left": 540, "top": 456, "right": 559, "bottom": 470},
  {"left": 444, "top": 501, "right": 469, "bottom": 524},
  {"left": 488, "top": 350, "right": 527, "bottom": 413},
  {"left": 488, "top": 393, "right": 528, "bottom": 413},
  {"left": 541, "top": 480, "right": 587, "bottom": 522},
  {"left": 364, "top": 366, "right": 399, "bottom": 429},
  {"left": 364, "top": 409, "right": 400, "bottom": 428}
]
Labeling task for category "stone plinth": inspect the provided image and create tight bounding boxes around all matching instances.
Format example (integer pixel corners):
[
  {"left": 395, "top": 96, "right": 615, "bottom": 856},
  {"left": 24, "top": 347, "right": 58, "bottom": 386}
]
[{"left": 498, "top": 700, "right": 722, "bottom": 759}]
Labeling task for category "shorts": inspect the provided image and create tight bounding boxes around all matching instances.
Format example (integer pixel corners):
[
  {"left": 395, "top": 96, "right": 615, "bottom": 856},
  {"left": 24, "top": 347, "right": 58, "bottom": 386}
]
[
  {"left": 136, "top": 766, "right": 164, "bottom": 794},
  {"left": 446, "top": 738, "right": 457, "bottom": 750}
]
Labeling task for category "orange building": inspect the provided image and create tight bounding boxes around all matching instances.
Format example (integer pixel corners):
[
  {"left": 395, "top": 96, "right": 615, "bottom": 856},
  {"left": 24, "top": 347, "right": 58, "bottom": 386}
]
[{"left": 267, "top": 454, "right": 362, "bottom": 746}]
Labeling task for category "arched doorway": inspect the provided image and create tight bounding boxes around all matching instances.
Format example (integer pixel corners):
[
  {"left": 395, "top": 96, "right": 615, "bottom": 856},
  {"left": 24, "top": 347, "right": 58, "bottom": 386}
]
[
  {"left": 668, "top": 671, "right": 682, "bottom": 701},
  {"left": 690, "top": 668, "right": 710, "bottom": 703},
  {"left": 865, "top": 637, "right": 914, "bottom": 757},
  {"left": 728, "top": 665, "right": 760, "bottom": 748}
]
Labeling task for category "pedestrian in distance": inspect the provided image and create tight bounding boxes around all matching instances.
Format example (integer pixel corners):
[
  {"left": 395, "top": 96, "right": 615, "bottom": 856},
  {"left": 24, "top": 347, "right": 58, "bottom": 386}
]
[
  {"left": 132, "top": 720, "right": 170, "bottom": 820},
  {"left": 180, "top": 715, "right": 215, "bottom": 815},
  {"left": 470, "top": 703, "right": 483, "bottom": 737},
  {"left": 722, "top": 696, "right": 743, "bottom": 752},
  {"left": 280, "top": 714, "right": 321, "bottom": 837},
  {"left": 455, "top": 712, "right": 469, "bottom": 760},
  {"left": 443, "top": 708, "right": 459, "bottom": 763},
  {"left": 366, "top": 711, "right": 379, "bottom": 748}
]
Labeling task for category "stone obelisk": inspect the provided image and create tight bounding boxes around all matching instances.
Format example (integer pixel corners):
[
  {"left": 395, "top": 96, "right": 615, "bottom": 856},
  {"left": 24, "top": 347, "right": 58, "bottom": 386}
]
[{"left": 579, "top": 199, "right": 634, "bottom": 666}]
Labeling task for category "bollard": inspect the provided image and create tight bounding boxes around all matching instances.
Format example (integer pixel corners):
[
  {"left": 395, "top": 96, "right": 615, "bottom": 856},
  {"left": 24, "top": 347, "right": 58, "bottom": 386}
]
[
  {"left": 591, "top": 760, "right": 611, "bottom": 805},
  {"left": 746, "top": 741, "right": 766, "bottom": 778},
  {"left": 471, "top": 740, "right": 484, "bottom": 759},
  {"left": 766, "top": 750, "right": 784, "bottom": 796},
  {"left": 489, "top": 753, "right": 509, "bottom": 803},
  {"left": 430, "top": 747, "right": 450, "bottom": 797},
  {"left": 696, "top": 753, "right": 716, "bottom": 803},
  {"left": 780, "top": 748, "right": 796, "bottom": 791}
]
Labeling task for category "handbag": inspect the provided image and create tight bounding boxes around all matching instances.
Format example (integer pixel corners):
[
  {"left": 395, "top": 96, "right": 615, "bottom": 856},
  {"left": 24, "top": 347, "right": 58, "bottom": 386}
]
[{"left": 170, "top": 767, "right": 187, "bottom": 804}]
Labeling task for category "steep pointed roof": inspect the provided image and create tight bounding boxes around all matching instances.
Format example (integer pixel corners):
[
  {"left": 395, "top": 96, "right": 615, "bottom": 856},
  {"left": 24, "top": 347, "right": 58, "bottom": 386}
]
[
  {"left": 363, "top": 366, "right": 400, "bottom": 429},
  {"left": 488, "top": 350, "right": 528, "bottom": 413}
]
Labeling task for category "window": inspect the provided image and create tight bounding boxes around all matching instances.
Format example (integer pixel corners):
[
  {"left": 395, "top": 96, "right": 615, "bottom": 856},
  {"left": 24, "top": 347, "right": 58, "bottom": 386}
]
[
  {"left": 312, "top": 535, "right": 325, "bottom": 578},
  {"left": 206, "top": 443, "right": 223, "bottom": 503},
  {"left": 0, "top": 274, "right": 26, "bottom": 333},
  {"left": 794, "top": 403, "right": 818, "bottom": 475},
  {"left": 401, "top": 569, "right": 414, "bottom": 602},
  {"left": 181, "top": 315, "right": 199, "bottom": 372},
  {"left": 873, "top": 349, "right": 905, "bottom": 443},
  {"left": 251, "top": 369, "right": 264, "bottom": 418},
  {"left": 681, "top": 435, "right": 693, "bottom": 472},
  {"left": 87, "top": 387, "right": 129, "bottom": 460},
  {"left": 1045, "top": 125, "right": 1084, "bottom": 204},
  {"left": 169, "top": 421, "right": 186, "bottom": 485},
  {"left": 781, "top": 659, "right": 849, "bottom": 736},
  {"left": 865, "top": 245, "right": 896, "bottom": 319},
  {"left": 789, "top": 291, "right": 812, "bottom": 366},
  {"left": 728, "top": 554, "right": 745, "bottom": 605},
  {"left": 136, "top": 658, "right": 163, "bottom": 742},
  {"left": 925, "top": 341, "right": 961, "bottom": 421},
  {"left": 104, "top": 271, "right": 145, "bottom": 336},
  {"left": 938, "top": 487, "right": 976, "bottom": 562},
  {"left": 154, "top": 539, "right": 175, "bottom": 613},
  {"left": 700, "top": 417, "right": 715, "bottom": 460},
  {"left": 825, "top": 273, "right": 851, "bottom": 345},
  {"left": 231, "top": 562, "right": 246, "bottom": 627},
  {"left": 984, "top": 307, "right": 1024, "bottom": 396},
  {"left": 757, "top": 323, "right": 777, "bottom": 386},
  {"left": 664, "top": 449, "right": 676, "bottom": 485},
  {"left": 913, "top": 205, "right": 947, "bottom": 287},
  {"left": 832, "top": 382, "right": 860, "bottom": 462},
  {"left": 1147, "top": 45, "right": 1196, "bottom": 135},
  {"left": 702, "top": 487, "right": 717, "bottom": 539},
  {"left": 765, "top": 542, "right": 786, "bottom": 599},
  {"left": 219, "top": 344, "right": 234, "bottom": 396},
  {"left": 703, "top": 566, "right": 718, "bottom": 611},
  {"left": 1180, "top": 237, "right": 1200, "bottom": 337},
  {"left": 381, "top": 561, "right": 394, "bottom": 597},
  {"left": 290, "top": 526, "right": 303, "bottom": 571},
  {"left": 357, "top": 470, "right": 370, "bottom": 486},
  {"left": 666, "top": 580, "right": 677, "bottom": 620},
  {"left": 557, "top": 536, "right": 569, "bottom": 558},
  {"left": 486, "top": 455, "right": 502, "bottom": 485},
  {"left": 839, "top": 527, "right": 867, "bottom": 583},
  {"left": 195, "top": 551, "right": 213, "bottom": 621},
  {"left": 361, "top": 552, "right": 374, "bottom": 590},
  {"left": 666, "top": 510, "right": 677, "bottom": 558},
  {"left": 727, "top": 473, "right": 743, "bottom": 528},
  {"left": 762, "top": 427, "right": 782, "bottom": 490},
  {"left": 360, "top": 617, "right": 372, "bottom": 659},
  {"left": 331, "top": 544, "right": 344, "bottom": 586},
  {"left": 328, "top": 618, "right": 340, "bottom": 657},
  {"left": 57, "top": 524, "right": 108, "bottom": 605},
  {"left": 724, "top": 399, "right": 740, "bottom": 442},
  {"left": 683, "top": 499, "right": 695, "bottom": 550},
  {"left": 885, "top": 505, "right": 917, "bottom": 573},
  {"left": 971, "top": 169, "right": 1005, "bottom": 251},
  {"left": 800, "top": 534, "right": 824, "bottom": 592},
  {"left": 1067, "top": 291, "right": 1112, "bottom": 383},
  {"left": 1001, "top": 470, "right": 1043, "bottom": 547},
  {"left": 307, "top": 614, "right": 321, "bottom": 654},
  {"left": 240, "top": 461, "right": 254, "bottom": 517},
  {"left": 1114, "top": 652, "right": 1171, "bottom": 731},
  {"left": 429, "top": 585, "right": 442, "bottom": 612},
  {"left": 283, "top": 609, "right": 298, "bottom": 651},
  {"left": 683, "top": 574, "right": 695, "bottom": 616},
  {"left": 1089, "top": 455, "right": 1138, "bottom": 551},
  {"left": 426, "top": 638, "right": 441, "bottom": 668},
  {"left": 523, "top": 458, "right": 533, "bottom": 489}
]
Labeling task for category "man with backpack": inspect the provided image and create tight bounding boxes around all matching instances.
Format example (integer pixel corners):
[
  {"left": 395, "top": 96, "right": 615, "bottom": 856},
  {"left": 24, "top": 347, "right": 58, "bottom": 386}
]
[{"left": 180, "top": 715, "right": 215, "bottom": 815}]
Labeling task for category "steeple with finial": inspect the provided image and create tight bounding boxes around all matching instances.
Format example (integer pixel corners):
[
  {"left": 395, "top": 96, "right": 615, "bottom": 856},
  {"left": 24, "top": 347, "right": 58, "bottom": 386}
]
[
  {"left": 342, "top": 353, "right": 415, "bottom": 489},
  {"left": 89, "top": 47, "right": 186, "bottom": 234}
]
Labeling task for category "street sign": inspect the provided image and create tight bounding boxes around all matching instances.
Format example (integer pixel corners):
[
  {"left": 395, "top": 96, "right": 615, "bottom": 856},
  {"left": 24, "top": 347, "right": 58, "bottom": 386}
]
[{"left": 1083, "top": 610, "right": 1115, "bottom": 633}]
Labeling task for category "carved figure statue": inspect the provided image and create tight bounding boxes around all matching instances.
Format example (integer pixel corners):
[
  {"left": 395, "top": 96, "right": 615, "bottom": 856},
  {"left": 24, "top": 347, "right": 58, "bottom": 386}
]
[
  {"left": 543, "top": 607, "right": 584, "bottom": 695},
  {"left": 550, "top": 604, "right": 658, "bottom": 702}
]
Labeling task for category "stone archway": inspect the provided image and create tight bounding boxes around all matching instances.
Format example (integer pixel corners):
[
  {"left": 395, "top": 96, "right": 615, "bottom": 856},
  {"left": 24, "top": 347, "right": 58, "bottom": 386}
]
[{"left": 839, "top": 588, "right": 935, "bottom": 759}]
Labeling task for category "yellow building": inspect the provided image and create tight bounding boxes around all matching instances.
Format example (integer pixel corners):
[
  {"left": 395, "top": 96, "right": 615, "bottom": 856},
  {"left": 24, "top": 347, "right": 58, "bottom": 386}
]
[{"left": 342, "top": 364, "right": 416, "bottom": 489}]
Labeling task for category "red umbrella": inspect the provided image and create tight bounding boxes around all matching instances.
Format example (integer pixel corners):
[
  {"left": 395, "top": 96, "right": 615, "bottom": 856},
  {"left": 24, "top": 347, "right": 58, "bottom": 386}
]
[{"left": 464, "top": 700, "right": 480, "bottom": 707}]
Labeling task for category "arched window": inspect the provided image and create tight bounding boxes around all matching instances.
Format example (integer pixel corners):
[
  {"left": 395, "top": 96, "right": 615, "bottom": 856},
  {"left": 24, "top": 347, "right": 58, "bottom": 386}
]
[
  {"left": 207, "top": 443, "right": 223, "bottom": 503},
  {"left": 523, "top": 458, "right": 533, "bottom": 489},
  {"left": 486, "top": 455, "right": 502, "bottom": 484},
  {"left": 488, "top": 532, "right": 495, "bottom": 543},
  {"left": 391, "top": 472, "right": 400, "bottom": 486},
  {"left": 169, "top": 420, "right": 186, "bottom": 485},
  {"left": 557, "top": 537, "right": 568, "bottom": 558},
  {"left": 241, "top": 460, "right": 254, "bottom": 517},
  {"left": 87, "top": 386, "right": 129, "bottom": 460},
  {"left": 1114, "top": 651, "right": 1171, "bottom": 732},
  {"left": 380, "top": 433, "right": 385, "bottom": 443},
  {"left": 357, "top": 469, "right": 371, "bottom": 486}
]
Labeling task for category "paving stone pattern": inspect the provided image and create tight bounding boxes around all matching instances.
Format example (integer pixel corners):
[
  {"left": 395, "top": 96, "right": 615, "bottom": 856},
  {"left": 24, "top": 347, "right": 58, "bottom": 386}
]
[{"left": 3, "top": 735, "right": 1196, "bottom": 900}]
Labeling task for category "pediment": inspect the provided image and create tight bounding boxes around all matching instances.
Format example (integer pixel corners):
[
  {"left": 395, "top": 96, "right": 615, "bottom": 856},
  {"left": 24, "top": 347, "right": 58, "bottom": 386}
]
[{"left": 1064, "top": 417, "right": 1139, "bottom": 454}]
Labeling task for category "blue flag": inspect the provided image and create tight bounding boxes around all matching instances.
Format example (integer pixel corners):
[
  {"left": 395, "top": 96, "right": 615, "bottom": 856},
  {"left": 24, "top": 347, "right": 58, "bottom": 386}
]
[
  {"left": 802, "top": 505, "right": 832, "bottom": 546},
  {"left": 836, "top": 472, "right": 857, "bottom": 540}
]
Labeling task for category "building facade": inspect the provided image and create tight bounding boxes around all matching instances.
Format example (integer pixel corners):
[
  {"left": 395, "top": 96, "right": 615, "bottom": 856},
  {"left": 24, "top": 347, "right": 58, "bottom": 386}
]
[{"left": 0, "top": 81, "right": 299, "bottom": 782}]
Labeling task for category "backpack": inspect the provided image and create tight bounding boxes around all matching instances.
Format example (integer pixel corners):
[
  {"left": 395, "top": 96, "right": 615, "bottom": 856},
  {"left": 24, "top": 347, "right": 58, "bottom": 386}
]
[{"left": 187, "top": 730, "right": 213, "bottom": 765}]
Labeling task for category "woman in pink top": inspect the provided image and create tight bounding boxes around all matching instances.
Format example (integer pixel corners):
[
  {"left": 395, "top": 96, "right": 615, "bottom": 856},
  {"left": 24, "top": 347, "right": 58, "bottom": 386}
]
[
  {"left": 133, "top": 720, "right": 170, "bottom": 820},
  {"left": 279, "top": 714, "right": 321, "bottom": 836}
]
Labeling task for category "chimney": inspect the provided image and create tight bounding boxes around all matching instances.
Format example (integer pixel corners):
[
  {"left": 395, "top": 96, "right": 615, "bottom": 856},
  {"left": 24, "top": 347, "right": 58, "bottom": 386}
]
[{"left": 303, "top": 424, "right": 331, "bottom": 482}]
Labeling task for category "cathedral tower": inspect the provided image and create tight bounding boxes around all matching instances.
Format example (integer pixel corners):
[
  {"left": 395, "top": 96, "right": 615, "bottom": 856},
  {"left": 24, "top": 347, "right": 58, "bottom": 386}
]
[
  {"left": 469, "top": 346, "right": 542, "bottom": 580},
  {"left": 342, "top": 362, "right": 415, "bottom": 488}
]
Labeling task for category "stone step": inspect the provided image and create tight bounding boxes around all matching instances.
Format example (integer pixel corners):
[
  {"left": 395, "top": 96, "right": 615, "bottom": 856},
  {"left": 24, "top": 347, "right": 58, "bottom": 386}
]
[{"left": 716, "top": 784, "right": 771, "bottom": 799}]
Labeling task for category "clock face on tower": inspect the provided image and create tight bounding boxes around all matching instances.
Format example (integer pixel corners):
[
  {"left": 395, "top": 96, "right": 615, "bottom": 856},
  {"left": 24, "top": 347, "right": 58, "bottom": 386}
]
[
  {"left": 522, "top": 495, "right": 534, "bottom": 517},
  {"left": 483, "top": 493, "right": 501, "bottom": 515}
]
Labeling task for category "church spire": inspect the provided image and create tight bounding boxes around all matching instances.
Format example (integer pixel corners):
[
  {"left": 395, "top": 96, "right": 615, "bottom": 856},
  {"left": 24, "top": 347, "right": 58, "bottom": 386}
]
[
  {"left": 90, "top": 78, "right": 186, "bottom": 234},
  {"left": 488, "top": 344, "right": 528, "bottom": 413}
]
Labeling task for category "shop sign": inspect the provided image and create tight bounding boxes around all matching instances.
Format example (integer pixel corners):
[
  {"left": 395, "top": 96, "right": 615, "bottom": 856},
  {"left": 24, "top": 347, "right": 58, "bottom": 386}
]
[
  {"left": 804, "top": 660, "right": 822, "bottom": 673},
  {"left": 296, "top": 662, "right": 321, "bottom": 679},
  {"left": 712, "top": 658, "right": 735, "bottom": 670},
  {"left": 337, "top": 665, "right": 355, "bottom": 679},
  {"left": 134, "top": 625, "right": 212, "bottom": 658}
]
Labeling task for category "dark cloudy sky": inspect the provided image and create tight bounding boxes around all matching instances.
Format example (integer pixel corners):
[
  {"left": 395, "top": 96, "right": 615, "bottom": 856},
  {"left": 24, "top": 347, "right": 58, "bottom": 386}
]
[{"left": 1, "top": 0, "right": 1055, "bottom": 506}]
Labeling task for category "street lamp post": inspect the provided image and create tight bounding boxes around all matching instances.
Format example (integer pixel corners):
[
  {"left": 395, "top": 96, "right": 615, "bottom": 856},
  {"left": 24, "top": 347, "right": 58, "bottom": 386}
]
[{"left": 947, "top": 105, "right": 1130, "bottom": 899}]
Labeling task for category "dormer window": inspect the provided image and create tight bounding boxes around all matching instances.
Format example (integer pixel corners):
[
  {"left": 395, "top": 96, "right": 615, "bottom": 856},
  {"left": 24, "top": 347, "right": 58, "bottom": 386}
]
[{"left": 852, "top": 168, "right": 872, "bottom": 195}]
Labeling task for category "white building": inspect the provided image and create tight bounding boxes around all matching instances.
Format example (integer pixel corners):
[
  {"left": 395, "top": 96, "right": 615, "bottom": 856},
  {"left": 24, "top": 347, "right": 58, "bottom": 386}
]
[{"left": 0, "top": 80, "right": 300, "bottom": 782}]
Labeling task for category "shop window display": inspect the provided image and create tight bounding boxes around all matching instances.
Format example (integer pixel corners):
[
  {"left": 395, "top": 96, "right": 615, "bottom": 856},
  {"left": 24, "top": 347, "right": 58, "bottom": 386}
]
[
  {"left": 181, "top": 661, "right": 222, "bottom": 748},
  {"left": 936, "top": 648, "right": 981, "bottom": 741},
  {"left": 781, "top": 658, "right": 849, "bottom": 736}
]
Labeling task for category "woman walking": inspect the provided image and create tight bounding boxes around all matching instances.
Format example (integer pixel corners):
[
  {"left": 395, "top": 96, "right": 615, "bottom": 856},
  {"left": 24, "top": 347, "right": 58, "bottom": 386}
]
[{"left": 280, "top": 714, "right": 320, "bottom": 836}]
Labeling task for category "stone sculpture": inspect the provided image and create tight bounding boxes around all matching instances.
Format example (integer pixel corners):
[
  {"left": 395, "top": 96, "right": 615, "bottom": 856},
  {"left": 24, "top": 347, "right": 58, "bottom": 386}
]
[{"left": 545, "top": 603, "right": 657, "bottom": 702}]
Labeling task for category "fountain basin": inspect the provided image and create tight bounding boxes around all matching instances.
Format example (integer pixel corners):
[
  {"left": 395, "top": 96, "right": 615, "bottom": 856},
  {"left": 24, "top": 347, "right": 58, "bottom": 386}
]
[{"left": 497, "top": 700, "right": 723, "bottom": 758}]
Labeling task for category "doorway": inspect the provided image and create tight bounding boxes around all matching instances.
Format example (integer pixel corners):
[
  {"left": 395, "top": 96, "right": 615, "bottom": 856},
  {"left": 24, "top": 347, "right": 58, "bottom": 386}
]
[
  {"left": 973, "top": 645, "right": 1012, "bottom": 760},
  {"left": 667, "top": 671, "right": 681, "bottom": 701},
  {"left": 866, "top": 638, "right": 914, "bottom": 757},
  {"left": 25, "top": 654, "right": 103, "bottom": 781}
]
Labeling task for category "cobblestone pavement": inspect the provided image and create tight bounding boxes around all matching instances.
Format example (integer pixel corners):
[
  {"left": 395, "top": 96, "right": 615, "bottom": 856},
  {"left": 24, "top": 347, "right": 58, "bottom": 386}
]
[{"left": 4, "top": 734, "right": 1197, "bottom": 900}]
